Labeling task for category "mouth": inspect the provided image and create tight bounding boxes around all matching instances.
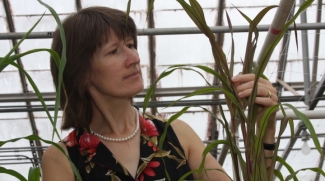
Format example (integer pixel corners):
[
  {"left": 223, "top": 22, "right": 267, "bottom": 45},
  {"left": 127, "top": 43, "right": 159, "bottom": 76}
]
[{"left": 124, "top": 71, "right": 140, "bottom": 79}]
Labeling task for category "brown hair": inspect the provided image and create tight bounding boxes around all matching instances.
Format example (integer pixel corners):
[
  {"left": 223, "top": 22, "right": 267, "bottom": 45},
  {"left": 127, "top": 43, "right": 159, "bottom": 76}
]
[{"left": 50, "top": 6, "right": 138, "bottom": 130}]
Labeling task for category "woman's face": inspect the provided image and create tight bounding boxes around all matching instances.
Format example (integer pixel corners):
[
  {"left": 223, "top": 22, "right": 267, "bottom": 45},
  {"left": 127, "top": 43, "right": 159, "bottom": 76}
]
[{"left": 88, "top": 31, "right": 144, "bottom": 100}]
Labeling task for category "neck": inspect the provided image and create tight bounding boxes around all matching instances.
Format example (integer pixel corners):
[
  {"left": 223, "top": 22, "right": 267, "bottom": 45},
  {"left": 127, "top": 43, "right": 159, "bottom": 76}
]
[{"left": 89, "top": 98, "right": 137, "bottom": 137}]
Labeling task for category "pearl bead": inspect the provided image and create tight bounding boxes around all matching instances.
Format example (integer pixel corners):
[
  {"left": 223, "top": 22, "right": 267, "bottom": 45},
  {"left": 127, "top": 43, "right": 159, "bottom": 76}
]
[{"left": 90, "top": 107, "right": 139, "bottom": 142}]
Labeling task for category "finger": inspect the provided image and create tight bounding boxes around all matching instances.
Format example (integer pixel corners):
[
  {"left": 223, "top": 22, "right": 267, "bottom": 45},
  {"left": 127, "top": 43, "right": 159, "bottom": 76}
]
[
  {"left": 232, "top": 74, "right": 273, "bottom": 87},
  {"left": 231, "top": 74, "right": 255, "bottom": 83},
  {"left": 255, "top": 97, "right": 277, "bottom": 107},
  {"left": 237, "top": 87, "right": 278, "bottom": 104},
  {"left": 236, "top": 80, "right": 277, "bottom": 96},
  {"left": 236, "top": 81, "right": 267, "bottom": 93}
]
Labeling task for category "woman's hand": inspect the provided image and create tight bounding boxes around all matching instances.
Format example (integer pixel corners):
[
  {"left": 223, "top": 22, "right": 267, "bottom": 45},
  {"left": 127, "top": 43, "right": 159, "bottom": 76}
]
[{"left": 231, "top": 74, "right": 278, "bottom": 143}]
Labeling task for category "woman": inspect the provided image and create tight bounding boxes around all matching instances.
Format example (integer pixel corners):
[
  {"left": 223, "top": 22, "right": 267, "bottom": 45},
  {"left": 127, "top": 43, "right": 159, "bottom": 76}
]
[{"left": 42, "top": 6, "right": 278, "bottom": 181}]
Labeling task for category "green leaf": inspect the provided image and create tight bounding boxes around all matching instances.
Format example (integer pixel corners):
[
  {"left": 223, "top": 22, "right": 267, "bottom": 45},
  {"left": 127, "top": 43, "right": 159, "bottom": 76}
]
[
  {"left": 147, "top": 0, "right": 155, "bottom": 19},
  {"left": 274, "top": 169, "right": 284, "bottom": 181},
  {"left": 142, "top": 67, "right": 180, "bottom": 114},
  {"left": 28, "top": 167, "right": 40, "bottom": 181},
  {"left": 0, "top": 48, "right": 60, "bottom": 72},
  {"left": 276, "top": 156, "right": 299, "bottom": 181},
  {"left": 0, "top": 12, "right": 45, "bottom": 70},
  {"left": 126, "top": 0, "right": 132, "bottom": 26},
  {"left": 283, "top": 104, "right": 324, "bottom": 157},
  {"left": 7, "top": 61, "right": 61, "bottom": 140},
  {"left": 253, "top": 104, "right": 279, "bottom": 179},
  {"left": 225, "top": 11, "right": 235, "bottom": 77},
  {"left": 0, "top": 135, "right": 82, "bottom": 181},
  {"left": 37, "top": 0, "right": 67, "bottom": 141},
  {"left": 0, "top": 167, "right": 27, "bottom": 181},
  {"left": 285, "top": 167, "right": 325, "bottom": 181},
  {"left": 157, "top": 106, "right": 191, "bottom": 181}
]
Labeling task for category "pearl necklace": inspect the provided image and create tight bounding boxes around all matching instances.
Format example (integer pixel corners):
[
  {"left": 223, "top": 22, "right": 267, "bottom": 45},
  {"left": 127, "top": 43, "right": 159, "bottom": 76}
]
[{"left": 90, "top": 107, "right": 139, "bottom": 142}]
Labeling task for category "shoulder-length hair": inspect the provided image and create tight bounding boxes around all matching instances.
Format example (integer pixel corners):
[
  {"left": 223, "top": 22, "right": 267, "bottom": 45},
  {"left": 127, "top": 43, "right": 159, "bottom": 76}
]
[{"left": 50, "top": 6, "right": 138, "bottom": 130}]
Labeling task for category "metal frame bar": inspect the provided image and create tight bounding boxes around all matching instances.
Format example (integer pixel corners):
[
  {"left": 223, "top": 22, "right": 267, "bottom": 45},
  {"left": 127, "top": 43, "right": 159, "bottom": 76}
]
[
  {"left": 1, "top": 96, "right": 325, "bottom": 113},
  {"left": 313, "top": 3, "right": 325, "bottom": 178},
  {"left": 1, "top": 23, "right": 325, "bottom": 39},
  {"left": 75, "top": 0, "right": 82, "bottom": 11},
  {"left": 311, "top": 0, "right": 322, "bottom": 97},
  {"left": 276, "top": 0, "right": 321, "bottom": 171},
  {"left": 276, "top": 4, "right": 296, "bottom": 96},
  {"left": 300, "top": 0, "right": 312, "bottom": 105},
  {"left": 315, "top": 138, "right": 325, "bottom": 181},
  {"left": 2, "top": 0, "right": 43, "bottom": 168},
  {"left": 147, "top": 0, "right": 157, "bottom": 115},
  {"left": 309, "top": 73, "right": 325, "bottom": 110},
  {"left": 209, "top": 0, "right": 225, "bottom": 158},
  {"left": 0, "top": 82, "right": 314, "bottom": 103}
]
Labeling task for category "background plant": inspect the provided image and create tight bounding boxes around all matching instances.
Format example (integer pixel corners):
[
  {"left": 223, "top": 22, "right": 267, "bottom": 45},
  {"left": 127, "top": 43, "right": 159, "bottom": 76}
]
[{"left": 142, "top": 0, "right": 325, "bottom": 180}]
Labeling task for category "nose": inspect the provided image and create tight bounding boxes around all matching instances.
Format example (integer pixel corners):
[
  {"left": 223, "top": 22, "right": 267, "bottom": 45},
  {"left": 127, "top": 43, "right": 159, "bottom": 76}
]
[{"left": 124, "top": 46, "right": 140, "bottom": 67}]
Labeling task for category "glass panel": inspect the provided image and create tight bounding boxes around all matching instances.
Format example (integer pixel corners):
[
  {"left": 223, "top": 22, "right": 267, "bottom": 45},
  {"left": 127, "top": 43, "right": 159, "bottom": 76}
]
[
  {"left": 0, "top": 102, "right": 28, "bottom": 119},
  {"left": 82, "top": 0, "right": 147, "bottom": 11},
  {"left": 156, "top": 65, "right": 214, "bottom": 88},
  {"left": 9, "top": 0, "right": 76, "bottom": 15},
  {"left": 36, "top": 117, "right": 72, "bottom": 146},
  {"left": 0, "top": 71, "right": 23, "bottom": 93},
  {"left": 19, "top": 39, "right": 52, "bottom": 70},
  {"left": 13, "top": 15, "right": 68, "bottom": 32},
  {"left": 25, "top": 70, "right": 55, "bottom": 93},
  {"left": 156, "top": 34, "right": 214, "bottom": 65},
  {"left": 0, "top": 17, "right": 8, "bottom": 32}
]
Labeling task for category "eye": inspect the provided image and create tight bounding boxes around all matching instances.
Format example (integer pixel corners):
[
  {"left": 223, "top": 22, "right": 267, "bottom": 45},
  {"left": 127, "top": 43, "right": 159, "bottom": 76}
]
[
  {"left": 126, "top": 43, "right": 134, "bottom": 49},
  {"left": 108, "top": 49, "right": 117, "bottom": 55}
]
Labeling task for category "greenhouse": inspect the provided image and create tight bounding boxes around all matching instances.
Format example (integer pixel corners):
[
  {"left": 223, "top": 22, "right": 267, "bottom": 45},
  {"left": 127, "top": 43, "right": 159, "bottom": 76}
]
[{"left": 0, "top": 0, "right": 324, "bottom": 180}]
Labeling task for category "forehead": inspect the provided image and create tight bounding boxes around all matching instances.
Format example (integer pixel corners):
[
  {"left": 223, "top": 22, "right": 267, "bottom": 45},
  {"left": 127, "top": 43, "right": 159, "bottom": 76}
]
[{"left": 98, "top": 29, "right": 132, "bottom": 48}]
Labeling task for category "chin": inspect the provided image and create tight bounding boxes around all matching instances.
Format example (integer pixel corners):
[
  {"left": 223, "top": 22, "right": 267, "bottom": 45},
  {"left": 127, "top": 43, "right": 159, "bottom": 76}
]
[{"left": 128, "top": 82, "right": 144, "bottom": 97}]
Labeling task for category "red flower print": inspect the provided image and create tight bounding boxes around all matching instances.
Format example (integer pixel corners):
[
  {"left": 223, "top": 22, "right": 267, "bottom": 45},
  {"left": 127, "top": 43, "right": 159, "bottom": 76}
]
[
  {"left": 136, "top": 161, "right": 160, "bottom": 181},
  {"left": 148, "top": 139, "right": 158, "bottom": 152},
  {"left": 79, "top": 132, "right": 100, "bottom": 158},
  {"left": 62, "top": 130, "right": 77, "bottom": 147},
  {"left": 140, "top": 117, "right": 159, "bottom": 137}
]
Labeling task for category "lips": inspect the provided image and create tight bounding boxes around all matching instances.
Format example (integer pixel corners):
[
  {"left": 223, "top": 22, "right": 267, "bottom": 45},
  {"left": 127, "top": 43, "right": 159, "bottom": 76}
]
[{"left": 124, "top": 71, "right": 140, "bottom": 79}]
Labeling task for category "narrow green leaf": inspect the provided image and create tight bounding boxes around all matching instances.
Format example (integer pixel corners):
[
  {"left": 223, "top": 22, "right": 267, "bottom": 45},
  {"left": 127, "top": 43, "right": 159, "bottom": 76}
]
[
  {"left": 0, "top": 48, "right": 60, "bottom": 72},
  {"left": 0, "top": 167, "right": 27, "bottom": 181},
  {"left": 189, "top": 0, "right": 206, "bottom": 26},
  {"left": 28, "top": 167, "right": 40, "bottom": 181},
  {"left": 194, "top": 65, "right": 231, "bottom": 91},
  {"left": 285, "top": 167, "right": 325, "bottom": 181},
  {"left": 37, "top": 0, "right": 67, "bottom": 141},
  {"left": 126, "top": 0, "right": 132, "bottom": 26},
  {"left": 157, "top": 106, "right": 190, "bottom": 162},
  {"left": 7, "top": 62, "right": 61, "bottom": 140},
  {"left": 253, "top": 104, "right": 279, "bottom": 179},
  {"left": 274, "top": 169, "right": 285, "bottom": 181},
  {"left": 0, "top": 135, "right": 82, "bottom": 181},
  {"left": 225, "top": 11, "right": 235, "bottom": 77},
  {"left": 276, "top": 156, "right": 299, "bottom": 181},
  {"left": 176, "top": 0, "right": 210, "bottom": 36},
  {"left": 157, "top": 106, "right": 191, "bottom": 181},
  {"left": 284, "top": 103, "right": 324, "bottom": 157},
  {"left": 147, "top": 0, "right": 155, "bottom": 19},
  {"left": 142, "top": 67, "right": 179, "bottom": 114},
  {"left": 0, "top": 12, "right": 45, "bottom": 69}
]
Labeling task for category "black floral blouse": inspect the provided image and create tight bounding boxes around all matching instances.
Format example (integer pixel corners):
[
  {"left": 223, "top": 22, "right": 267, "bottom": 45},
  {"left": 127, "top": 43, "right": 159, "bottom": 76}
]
[{"left": 62, "top": 114, "right": 194, "bottom": 181}]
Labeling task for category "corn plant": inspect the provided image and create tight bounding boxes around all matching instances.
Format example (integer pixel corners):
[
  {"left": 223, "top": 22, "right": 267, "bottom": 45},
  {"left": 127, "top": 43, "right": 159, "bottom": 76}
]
[
  {"left": 142, "top": 0, "right": 325, "bottom": 180},
  {"left": 0, "top": 0, "right": 82, "bottom": 180}
]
